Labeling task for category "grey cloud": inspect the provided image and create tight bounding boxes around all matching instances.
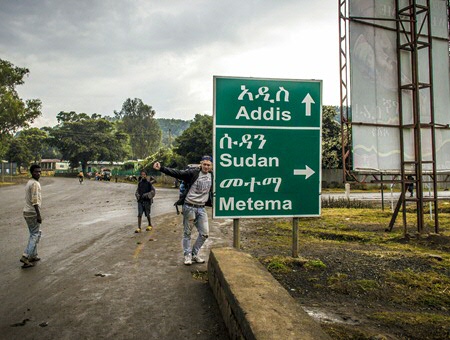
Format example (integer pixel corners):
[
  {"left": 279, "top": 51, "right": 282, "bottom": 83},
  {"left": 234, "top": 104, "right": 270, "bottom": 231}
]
[
  {"left": 1, "top": 0, "right": 308, "bottom": 57},
  {"left": 1, "top": 0, "right": 339, "bottom": 126}
]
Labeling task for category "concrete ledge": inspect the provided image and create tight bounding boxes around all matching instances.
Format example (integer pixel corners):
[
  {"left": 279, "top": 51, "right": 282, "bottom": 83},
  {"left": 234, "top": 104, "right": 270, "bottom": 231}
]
[{"left": 208, "top": 247, "right": 331, "bottom": 340}]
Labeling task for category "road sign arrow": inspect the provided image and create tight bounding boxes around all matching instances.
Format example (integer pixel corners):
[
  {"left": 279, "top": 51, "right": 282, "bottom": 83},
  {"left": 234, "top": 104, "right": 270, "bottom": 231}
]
[
  {"left": 293, "top": 165, "right": 315, "bottom": 179},
  {"left": 302, "top": 93, "right": 315, "bottom": 116}
]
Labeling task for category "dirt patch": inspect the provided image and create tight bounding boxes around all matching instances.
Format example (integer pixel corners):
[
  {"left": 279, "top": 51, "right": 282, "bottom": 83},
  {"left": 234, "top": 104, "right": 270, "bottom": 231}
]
[{"left": 238, "top": 209, "right": 450, "bottom": 340}]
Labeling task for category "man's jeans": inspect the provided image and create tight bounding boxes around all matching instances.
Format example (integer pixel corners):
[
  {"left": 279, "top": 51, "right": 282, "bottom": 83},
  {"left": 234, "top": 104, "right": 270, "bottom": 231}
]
[
  {"left": 182, "top": 205, "right": 209, "bottom": 256},
  {"left": 23, "top": 215, "right": 41, "bottom": 258}
]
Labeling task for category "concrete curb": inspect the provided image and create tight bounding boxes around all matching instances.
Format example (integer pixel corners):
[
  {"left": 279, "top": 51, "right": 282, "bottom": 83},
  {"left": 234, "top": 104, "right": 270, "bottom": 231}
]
[{"left": 208, "top": 247, "right": 331, "bottom": 340}]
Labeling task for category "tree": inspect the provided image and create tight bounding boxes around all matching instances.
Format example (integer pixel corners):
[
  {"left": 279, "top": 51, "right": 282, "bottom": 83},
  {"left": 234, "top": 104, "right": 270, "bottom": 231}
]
[
  {"left": 141, "top": 147, "right": 185, "bottom": 173},
  {"left": 3, "top": 128, "right": 47, "bottom": 170},
  {"left": 322, "top": 105, "right": 342, "bottom": 169},
  {"left": 17, "top": 128, "right": 48, "bottom": 163},
  {"left": 0, "top": 134, "right": 12, "bottom": 161},
  {"left": 174, "top": 114, "right": 212, "bottom": 164},
  {"left": 0, "top": 59, "right": 42, "bottom": 158},
  {"left": 115, "top": 98, "right": 162, "bottom": 159},
  {"left": 48, "top": 112, "right": 129, "bottom": 172},
  {"left": 157, "top": 118, "right": 191, "bottom": 147},
  {"left": 40, "top": 126, "right": 62, "bottom": 159},
  {"left": 5, "top": 138, "right": 31, "bottom": 170}
]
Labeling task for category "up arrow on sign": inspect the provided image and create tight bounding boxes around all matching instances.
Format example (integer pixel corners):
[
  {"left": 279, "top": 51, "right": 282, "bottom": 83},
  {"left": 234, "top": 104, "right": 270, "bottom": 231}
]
[
  {"left": 293, "top": 165, "right": 315, "bottom": 180},
  {"left": 302, "top": 93, "right": 315, "bottom": 116}
]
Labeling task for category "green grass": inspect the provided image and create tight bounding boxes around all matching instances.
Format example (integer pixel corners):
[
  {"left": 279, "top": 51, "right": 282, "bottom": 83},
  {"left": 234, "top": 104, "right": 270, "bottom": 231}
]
[
  {"left": 304, "top": 259, "right": 327, "bottom": 270},
  {"left": 385, "top": 269, "right": 450, "bottom": 308},
  {"left": 242, "top": 206, "right": 450, "bottom": 340},
  {"left": 368, "top": 311, "right": 450, "bottom": 340}
]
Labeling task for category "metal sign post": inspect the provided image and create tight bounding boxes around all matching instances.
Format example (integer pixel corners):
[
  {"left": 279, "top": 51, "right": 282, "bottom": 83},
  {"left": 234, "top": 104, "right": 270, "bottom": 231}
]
[{"left": 233, "top": 219, "right": 240, "bottom": 249}]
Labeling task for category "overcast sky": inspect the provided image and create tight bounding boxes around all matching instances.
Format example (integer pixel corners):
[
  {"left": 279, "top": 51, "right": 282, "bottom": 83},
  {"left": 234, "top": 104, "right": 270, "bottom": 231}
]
[{"left": 0, "top": 0, "right": 339, "bottom": 128}]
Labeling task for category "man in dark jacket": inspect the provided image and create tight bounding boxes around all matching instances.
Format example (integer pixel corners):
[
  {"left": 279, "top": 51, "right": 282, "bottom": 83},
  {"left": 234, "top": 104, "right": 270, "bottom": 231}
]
[
  {"left": 153, "top": 156, "right": 213, "bottom": 265},
  {"left": 135, "top": 170, "right": 156, "bottom": 233}
]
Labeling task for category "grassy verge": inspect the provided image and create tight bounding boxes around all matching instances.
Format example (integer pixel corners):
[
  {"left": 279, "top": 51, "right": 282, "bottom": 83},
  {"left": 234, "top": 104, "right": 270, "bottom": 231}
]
[{"left": 240, "top": 206, "right": 450, "bottom": 340}]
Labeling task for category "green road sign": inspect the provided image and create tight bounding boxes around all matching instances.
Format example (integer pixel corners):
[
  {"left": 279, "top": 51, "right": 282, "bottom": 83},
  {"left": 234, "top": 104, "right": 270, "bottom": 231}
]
[{"left": 213, "top": 76, "right": 322, "bottom": 218}]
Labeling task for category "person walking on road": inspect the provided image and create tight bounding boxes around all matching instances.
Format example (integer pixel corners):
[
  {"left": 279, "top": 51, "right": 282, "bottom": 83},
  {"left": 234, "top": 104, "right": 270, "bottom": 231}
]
[
  {"left": 20, "top": 164, "right": 43, "bottom": 268},
  {"left": 77, "top": 171, "right": 84, "bottom": 184},
  {"left": 135, "top": 170, "right": 156, "bottom": 233},
  {"left": 153, "top": 156, "right": 213, "bottom": 265}
]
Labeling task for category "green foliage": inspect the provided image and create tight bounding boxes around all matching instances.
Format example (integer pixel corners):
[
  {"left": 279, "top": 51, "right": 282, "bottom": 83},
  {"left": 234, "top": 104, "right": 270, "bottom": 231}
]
[
  {"left": 262, "top": 255, "right": 308, "bottom": 274},
  {"left": 122, "top": 161, "right": 136, "bottom": 171},
  {"left": 321, "top": 197, "right": 376, "bottom": 209},
  {"left": 304, "top": 259, "right": 327, "bottom": 270},
  {"left": 243, "top": 208, "right": 450, "bottom": 340},
  {"left": 140, "top": 147, "right": 185, "bottom": 173},
  {"left": 157, "top": 118, "right": 191, "bottom": 147},
  {"left": 328, "top": 275, "right": 380, "bottom": 295},
  {"left": 322, "top": 106, "right": 342, "bottom": 169},
  {"left": 0, "top": 133, "right": 12, "bottom": 161},
  {"left": 368, "top": 311, "right": 450, "bottom": 340},
  {"left": 265, "top": 256, "right": 291, "bottom": 273},
  {"left": 386, "top": 269, "right": 450, "bottom": 308},
  {"left": 0, "top": 59, "right": 42, "bottom": 158},
  {"left": 47, "top": 111, "right": 129, "bottom": 171},
  {"left": 174, "top": 114, "right": 212, "bottom": 163},
  {"left": 16, "top": 128, "right": 48, "bottom": 163},
  {"left": 191, "top": 270, "right": 208, "bottom": 282},
  {"left": 5, "top": 137, "right": 31, "bottom": 169},
  {"left": 115, "top": 98, "right": 162, "bottom": 159},
  {"left": 4, "top": 127, "right": 48, "bottom": 168}
]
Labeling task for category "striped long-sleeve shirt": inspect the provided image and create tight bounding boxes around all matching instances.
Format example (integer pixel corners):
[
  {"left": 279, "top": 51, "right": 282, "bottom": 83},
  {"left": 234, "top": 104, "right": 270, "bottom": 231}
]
[{"left": 23, "top": 178, "right": 41, "bottom": 216}]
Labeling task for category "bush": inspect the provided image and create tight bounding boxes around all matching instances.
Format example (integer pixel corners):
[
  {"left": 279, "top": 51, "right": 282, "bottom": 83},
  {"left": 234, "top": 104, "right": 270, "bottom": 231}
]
[{"left": 321, "top": 197, "right": 376, "bottom": 209}]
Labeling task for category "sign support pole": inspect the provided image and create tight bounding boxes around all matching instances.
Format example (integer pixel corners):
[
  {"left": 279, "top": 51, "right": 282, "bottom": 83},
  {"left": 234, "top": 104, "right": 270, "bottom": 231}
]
[
  {"left": 292, "top": 218, "right": 299, "bottom": 257},
  {"left": 233, "top": 218, "right": 240, "bottom": 249}
]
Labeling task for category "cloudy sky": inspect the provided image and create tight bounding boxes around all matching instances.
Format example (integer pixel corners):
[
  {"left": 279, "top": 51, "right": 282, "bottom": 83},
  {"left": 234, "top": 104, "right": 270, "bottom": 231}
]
[{"left": 1, "top": 0, "right": 339, "bottom": 128}]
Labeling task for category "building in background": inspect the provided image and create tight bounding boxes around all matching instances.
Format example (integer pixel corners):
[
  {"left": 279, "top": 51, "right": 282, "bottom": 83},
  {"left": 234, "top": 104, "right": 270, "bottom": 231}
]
[{"left": 40, "top": 159, "right": 70, "bottom": 172}]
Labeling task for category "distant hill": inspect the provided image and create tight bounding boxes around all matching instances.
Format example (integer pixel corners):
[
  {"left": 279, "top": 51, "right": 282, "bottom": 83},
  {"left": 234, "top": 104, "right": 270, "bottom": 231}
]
[{"left": 157, "top": 118, "right": 191, "bottom": 147}]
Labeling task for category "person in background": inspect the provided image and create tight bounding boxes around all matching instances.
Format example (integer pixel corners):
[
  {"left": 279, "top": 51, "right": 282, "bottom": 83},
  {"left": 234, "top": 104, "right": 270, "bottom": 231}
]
[
  {"left": 153, "top": 156, "right": 213, "bottom": 265},
  {"left": 407, "top": 175, "right": 414, "bottom": 197},
  {"left": 20, "top": 164, "right": 43, "bottom": 268},
  {"left": 77, "top": 171, "right": 84, "bottom": 184},
  {"left": 135, "top": 170, "right": 156, "bottom": 233}
]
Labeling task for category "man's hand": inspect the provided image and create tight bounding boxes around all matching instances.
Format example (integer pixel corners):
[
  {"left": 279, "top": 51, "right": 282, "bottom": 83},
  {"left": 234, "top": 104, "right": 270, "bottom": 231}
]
[
  {"left": 153, "top": 162, "right": 161, "bottom": 170},
  {"left": 34, "top": 205, "right": 42, "bottom": 223}
]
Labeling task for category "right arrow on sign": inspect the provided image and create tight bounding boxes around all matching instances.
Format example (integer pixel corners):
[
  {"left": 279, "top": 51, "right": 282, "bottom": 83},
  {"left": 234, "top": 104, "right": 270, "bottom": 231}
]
[
  {"left": 302, "top": 93, "right": 315, "bottom": 116},
  {"left": 293, "top": 165, "right": 315, "bottom": 179}
]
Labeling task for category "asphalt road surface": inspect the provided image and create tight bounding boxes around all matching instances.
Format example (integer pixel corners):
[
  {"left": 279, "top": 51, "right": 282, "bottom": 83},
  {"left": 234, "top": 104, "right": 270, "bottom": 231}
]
[{"left": 0, "top": 177, "right": 231, "bottom": 340}]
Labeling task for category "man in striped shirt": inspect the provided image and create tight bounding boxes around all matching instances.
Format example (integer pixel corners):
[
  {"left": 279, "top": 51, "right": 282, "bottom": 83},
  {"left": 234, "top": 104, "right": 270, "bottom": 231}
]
[{"left": 20, "top": 164, "right": 43, "bottom": 268}]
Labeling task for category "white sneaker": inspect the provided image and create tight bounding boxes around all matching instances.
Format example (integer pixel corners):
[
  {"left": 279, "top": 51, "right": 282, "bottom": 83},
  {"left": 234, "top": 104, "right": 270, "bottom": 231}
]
[
  {"left": 192, "top": 254, "right": 205, "bottom": 263},
  {"left": 184, "top": 254, "right": 192, "bottom": 265}
]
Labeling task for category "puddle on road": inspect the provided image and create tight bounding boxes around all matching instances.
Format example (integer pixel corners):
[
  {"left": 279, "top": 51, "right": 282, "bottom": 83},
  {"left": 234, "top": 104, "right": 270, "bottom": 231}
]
[
  {"left": 216, "top": 219, "right": 233, "bottom": 226},
  {"left": 95, "top": 273, "right": 112, "bottom": 277},
  {"left": 302, "top": 307, "right": 361, "bottom": 325}
]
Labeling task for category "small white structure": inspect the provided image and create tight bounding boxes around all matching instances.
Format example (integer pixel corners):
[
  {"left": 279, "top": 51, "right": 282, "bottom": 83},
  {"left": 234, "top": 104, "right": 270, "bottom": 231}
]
[{"left": 40, "top": 159, "right": 70, "bottom": 172}]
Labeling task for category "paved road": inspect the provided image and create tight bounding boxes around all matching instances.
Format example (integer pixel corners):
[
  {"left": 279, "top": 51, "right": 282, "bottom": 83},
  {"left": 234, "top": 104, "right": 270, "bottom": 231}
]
[{"left": 0, "top": 178, "right": 231, "bottom": 340}]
